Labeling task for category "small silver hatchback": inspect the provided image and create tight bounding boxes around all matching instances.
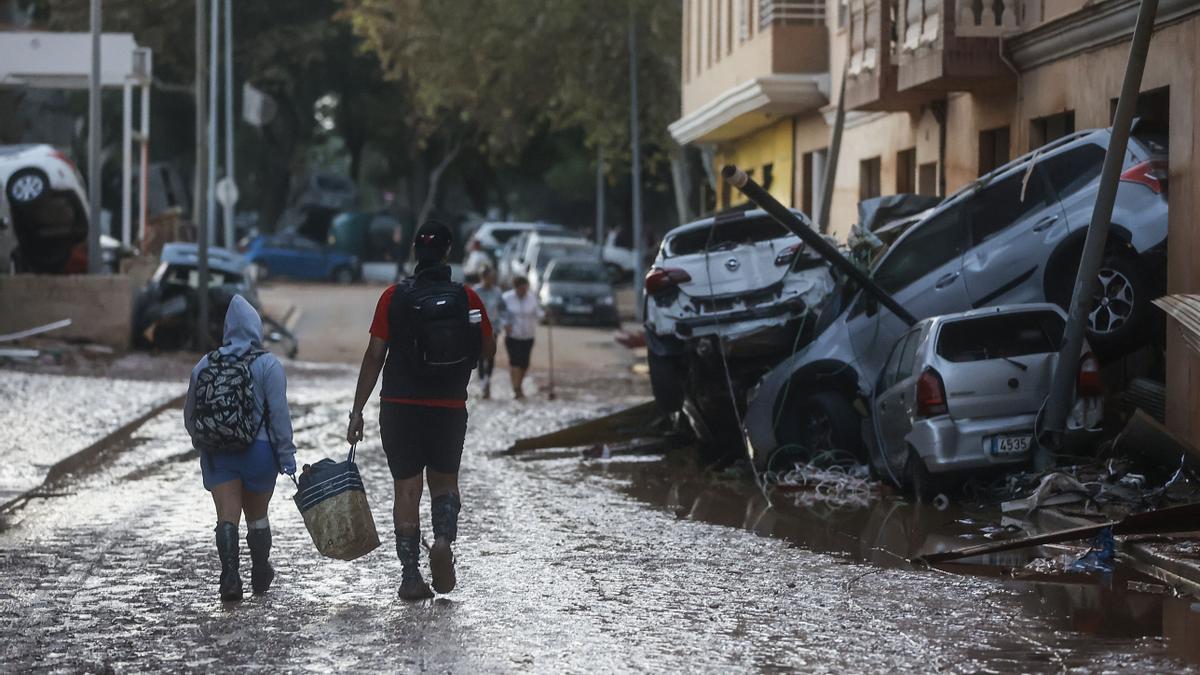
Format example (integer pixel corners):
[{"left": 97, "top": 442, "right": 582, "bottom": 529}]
[{"left": 867, "top": 303, "right": 1103, "bottom": 495}]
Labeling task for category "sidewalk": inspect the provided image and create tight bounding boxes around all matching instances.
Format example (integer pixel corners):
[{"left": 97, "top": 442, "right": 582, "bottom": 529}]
[{"left": 0, "top": 369, "right": 183, "bottom": 510}]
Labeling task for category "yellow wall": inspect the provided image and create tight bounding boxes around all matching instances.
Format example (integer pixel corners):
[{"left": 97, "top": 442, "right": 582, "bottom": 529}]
[{"left": 715, "top": 117, "right": 795, "bottom": 208}]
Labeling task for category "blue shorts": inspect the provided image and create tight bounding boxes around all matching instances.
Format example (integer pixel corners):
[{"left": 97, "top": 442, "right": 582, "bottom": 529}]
[{"left": 200, "top": 439, "right": 279, "bottom": 494}]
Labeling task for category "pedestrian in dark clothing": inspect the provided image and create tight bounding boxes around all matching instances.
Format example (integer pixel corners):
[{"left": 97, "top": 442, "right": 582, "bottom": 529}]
[
  {"left": 347, "top": 220, "right": 497, "bottom": 600},
  {"left": 184, "top": 295, "right": 297, "bottom": 601}
]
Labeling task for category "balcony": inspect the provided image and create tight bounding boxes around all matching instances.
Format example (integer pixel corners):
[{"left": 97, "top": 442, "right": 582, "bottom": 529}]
[
  {"left": 671, "top": 1, "right": 829, "bottom": 145},
  {"left": 892, "top": 0, "right": 1016, "bottom": 95},
  {"left": 842, "top": 0, "right": 930, "bottom": 111}
]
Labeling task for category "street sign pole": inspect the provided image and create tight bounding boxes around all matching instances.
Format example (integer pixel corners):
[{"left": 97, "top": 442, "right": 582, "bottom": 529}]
[
  {"left": 595, "top": 147, "right": 605, "bottom": 264},
  {"left": 195, "top": 0, "right": 210, "bottom": 349},
  {"left": 207, "top": 0, "right": 219, "bottom": 247},
  {"left": 87, "top": 0, "right": 102, "bottom": 274},
  {"left": 628, "top": 10, "right": 644, "bottom": 320}
]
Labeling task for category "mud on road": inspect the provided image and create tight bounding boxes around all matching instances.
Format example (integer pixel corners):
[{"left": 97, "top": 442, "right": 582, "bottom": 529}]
[{"left": 0, "top": 370, "right": 1191, "bottom": 672}]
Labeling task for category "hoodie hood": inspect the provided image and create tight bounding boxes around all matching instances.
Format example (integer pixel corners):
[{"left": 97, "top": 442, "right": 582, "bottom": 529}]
[{"left": 218, "top": 294, "right": 263, "bottom": 356}]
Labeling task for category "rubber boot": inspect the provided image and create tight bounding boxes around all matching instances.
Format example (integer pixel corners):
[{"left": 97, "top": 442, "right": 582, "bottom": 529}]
[
  {"left": 246, "top": 527, "right": 275, "bottom": 595},
  {"left": 215, "top": 521, "right": 243, "bottom": 601},
  {"left": 396, "top": 531, "right": 433, "bottom": 601},
  {"left": 429, "top": 493, "right": 460, "bottom": 594}
]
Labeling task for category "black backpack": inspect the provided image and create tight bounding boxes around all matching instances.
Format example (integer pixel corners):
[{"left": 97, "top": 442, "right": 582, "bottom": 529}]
[
  {"left": 192, "top": 349, "right": 267, "bottom": 454},
  {"left": 391, "top": 279, "right": 481, "bottom": 377}
]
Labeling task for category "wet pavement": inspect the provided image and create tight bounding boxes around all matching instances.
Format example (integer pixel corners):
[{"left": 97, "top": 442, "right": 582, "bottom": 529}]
[{"left": 0, "top": 369, "right": 1195, "bottom": 672}]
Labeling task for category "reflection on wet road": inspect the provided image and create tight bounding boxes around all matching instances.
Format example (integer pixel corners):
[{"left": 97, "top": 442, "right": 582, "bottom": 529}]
[{"left": 0, "top": 373, "right": 1192, "bottom": 671}]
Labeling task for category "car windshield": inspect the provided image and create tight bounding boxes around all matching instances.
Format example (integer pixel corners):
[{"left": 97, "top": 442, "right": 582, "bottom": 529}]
[
  {"left": 937, "top": 310, "right": 1065, "bottom": 362},
  {"left": 536, "top": 245, "right": 588, "bottom": 270},
  {"left": 163, "top": 265, "right": 245, "bottom": 289},
  {"left": 550, "top": 263, "right": 606, "bottom": 283},
  {"left": 666, "top": 216, "right": 791, "bottom": 256}
]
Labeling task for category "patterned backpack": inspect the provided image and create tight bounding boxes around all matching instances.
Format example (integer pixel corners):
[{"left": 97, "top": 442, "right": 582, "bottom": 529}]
[{"left": 192, "top": 349, "right": 267, "bottom": 454}]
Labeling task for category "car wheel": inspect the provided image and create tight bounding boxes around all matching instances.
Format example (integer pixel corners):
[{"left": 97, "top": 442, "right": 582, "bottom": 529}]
[
  {"left": 250, "top": 262, "right": 270, "bottom": 282},
  {"left": 648, "top": 352, "right": 685, "bottom": 414},
  {"left": 779, "top": 391, "right": 865, "bottom": 465},
  {"left": 333, "top": 266, "right": 355, "bottom": 284},
  {"left": 6, "top": 169, "right": 48, "bottom": 204},
  {"left": 1050, "top": 253, "right": 1150, "bottom": 358}
]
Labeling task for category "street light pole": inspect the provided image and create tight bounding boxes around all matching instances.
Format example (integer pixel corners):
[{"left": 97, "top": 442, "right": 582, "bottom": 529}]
[
  {"left": 87, "top": 0, "right": 102, "bottom": 274},
  {"left": 195, "top": 0, "right": 210, "bottom": 349},
  {"left": 207, "top": 0, "right": 219, "bottom": 247},
  {"left": 628, "top": 9, "right": 644, "bottom": 320},
  {"left": 595, "top": 147, "right": 605, "bottom": 264},
  {"left": 223, "top": 0, "right": 235, "bottom": 248}
]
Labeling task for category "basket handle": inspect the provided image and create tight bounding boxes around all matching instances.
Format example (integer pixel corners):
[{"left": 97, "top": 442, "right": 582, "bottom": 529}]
[{"left": 348, "top": 442, "right": 357, "bottom": 464}]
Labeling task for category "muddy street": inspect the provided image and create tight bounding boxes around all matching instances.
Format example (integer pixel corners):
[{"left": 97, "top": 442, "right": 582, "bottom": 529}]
[{"left": 0, "top": 364, "right": 1189, "bottom": 672}]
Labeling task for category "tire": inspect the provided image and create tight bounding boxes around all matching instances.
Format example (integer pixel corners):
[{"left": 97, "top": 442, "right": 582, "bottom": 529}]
[
  {"left": 780, "top": 391, "right": 865, "bottom": 464},
  {"left": 648, "top": 352, "right": 685, "bottom": 414},
  {"left": 903, "top": 446, "right": 942, "bottom": 502},
  {"left": 6, "top": 169, "right": 48, "bottom": 204},
  {"left": 1049, "top": 253, "right": 1151, "bottom": 358}
]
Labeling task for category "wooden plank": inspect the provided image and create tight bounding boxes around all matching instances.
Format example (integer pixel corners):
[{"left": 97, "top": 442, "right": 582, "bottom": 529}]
[{"left": 502, "top": 401, "right": 661, "bottom": 455}]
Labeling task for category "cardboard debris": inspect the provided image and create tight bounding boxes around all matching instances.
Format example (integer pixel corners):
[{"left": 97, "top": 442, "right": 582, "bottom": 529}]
[{"left": 1154, "top": 294, "right": 1200, "bottom": 356}]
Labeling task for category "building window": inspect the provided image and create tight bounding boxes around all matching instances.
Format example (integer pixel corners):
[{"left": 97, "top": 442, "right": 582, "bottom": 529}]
[
  {"left": 918, "top": 161, "right": 938, "bottom": 196},
  {"left": 860, "top": 156, "right": 881, "bottom": 200},
  {"left": 978, "top": 126, "right": 1010, "bottom": 176},
  {"left": 1029, "top": 111, "right": 1075, "bottom": 150},
  {"left": 896, "top": 148, "right": 916, "bottom": 194}
]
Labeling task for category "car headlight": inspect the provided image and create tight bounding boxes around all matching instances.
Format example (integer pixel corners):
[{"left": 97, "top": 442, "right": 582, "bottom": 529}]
[
  {"left": 547, "top": 295, "right": 565, "bottom": 305},
  {"left": 599, "top": 295, "right": 615, "bottom": 306}
]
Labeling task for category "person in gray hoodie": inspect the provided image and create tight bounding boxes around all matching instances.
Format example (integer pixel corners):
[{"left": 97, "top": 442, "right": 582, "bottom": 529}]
[{"left": 185, "top": 294, "right": 296, "bottom": 601}]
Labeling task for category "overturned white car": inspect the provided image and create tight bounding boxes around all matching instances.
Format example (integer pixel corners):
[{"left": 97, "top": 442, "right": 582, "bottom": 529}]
[{"left": 644, "top": 209, "right": 836, "bottom": 445}]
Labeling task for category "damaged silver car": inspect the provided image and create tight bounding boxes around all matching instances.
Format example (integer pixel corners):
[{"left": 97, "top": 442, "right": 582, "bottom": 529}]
[
  {"left": 644, "top": 208, "right": 835, "bottom": 443},
  {"left": 867, "top": 304, "right": 1104, "bottom": 498}
]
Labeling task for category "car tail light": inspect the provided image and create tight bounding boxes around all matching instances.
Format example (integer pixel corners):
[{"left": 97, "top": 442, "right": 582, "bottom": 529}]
[
  {"left": 1077, "top": 352, "right": 1103, "bottom": 397},
  {"left": 1120, "top": 159, "right": 1168, "bottom": 194},
  {"left": 916, "top": 368, "right": 948, "bottom": 417},
  {"left": 49, "top": 149, "right": 78, "bottom": 173},
  {"left": 774, "top": 243, "right": 805, "bottom": 267},
  {"left": 644, "top": 267, "right": 691, "bottom": 294}
]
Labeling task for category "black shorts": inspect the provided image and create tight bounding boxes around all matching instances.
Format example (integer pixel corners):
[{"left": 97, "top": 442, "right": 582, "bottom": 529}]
[
  {"left": 379, "top": 402, "right": 468, "bottom": 480},
  {"left": 505, "top": 337, "right": 535, "bottom": 369}
]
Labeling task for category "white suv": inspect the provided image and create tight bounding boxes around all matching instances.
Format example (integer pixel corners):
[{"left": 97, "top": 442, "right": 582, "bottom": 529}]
[
  {"left": 643, "top": 209, "right": 835, "bottom": 440},
  {"left": 0, "top": 144, "right": 90, "bottom": 273}
]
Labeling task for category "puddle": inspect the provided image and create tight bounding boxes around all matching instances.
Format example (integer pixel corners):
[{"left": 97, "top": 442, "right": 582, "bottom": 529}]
[{"left": 589, "top": 451, "right": 1200, "bottom": 665}]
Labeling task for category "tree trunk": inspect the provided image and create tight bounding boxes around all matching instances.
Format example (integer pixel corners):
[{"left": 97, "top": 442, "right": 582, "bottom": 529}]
[{"left": 416, "top": 141, "right": 461, "bottom": 226}]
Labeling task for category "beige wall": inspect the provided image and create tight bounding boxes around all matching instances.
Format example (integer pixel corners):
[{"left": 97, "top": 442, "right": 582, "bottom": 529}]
[
  {"left": 682, "top": 21, "right": 828, "bottom": 116},
  {"left": 715, "top": 117, "right": 796, "bottom": 207},
  {"left": 0, "top": 275, "right": 133, "bottom": 350}
]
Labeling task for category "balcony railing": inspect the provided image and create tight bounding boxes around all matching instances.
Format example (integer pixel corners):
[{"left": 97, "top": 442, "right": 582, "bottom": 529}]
[
  {"left": 847, "top": 0, "right": 881, "bottom": 76},
  {"left": 759, "top": 0, "right": 825, "bottom": 28},
  {"left": 954, "top": 0, "right": 1019, "bottom": 37}
]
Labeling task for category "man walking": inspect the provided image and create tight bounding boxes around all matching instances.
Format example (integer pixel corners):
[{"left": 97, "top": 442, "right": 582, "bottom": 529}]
[
  {"left": 500, "top": 276, "right": 542, "bottom": 399},
  {"left": 347, "top": 221, "right": 496, "bottom": 600},
  {"left": 471, "top": 266, "right": 503, "bottom": 399}
]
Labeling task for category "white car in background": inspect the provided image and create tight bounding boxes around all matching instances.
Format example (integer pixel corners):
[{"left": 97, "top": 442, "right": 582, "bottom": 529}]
[
  {"left": 643, "top": 209, "right": 836, "bottom": 442},
  {"left": 0, "top": 144, "right": 90, "bottom": 273},
  {"left": 468, "top": 221, "right": 565, "bottom": 262},
  {"left": 521, "top": 234, "right": 598, "bottom": 291}
]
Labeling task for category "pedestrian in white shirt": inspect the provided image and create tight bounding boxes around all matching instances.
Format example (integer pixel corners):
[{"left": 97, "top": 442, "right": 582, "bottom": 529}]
[{"left": 500, "top": 276, "right": 542, "bottom": 399}]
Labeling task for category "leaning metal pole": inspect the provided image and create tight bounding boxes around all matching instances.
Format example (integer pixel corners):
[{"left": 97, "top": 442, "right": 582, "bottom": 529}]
[
  {"left": 1040, "top": 0, "right": 1159, "bottom": 446},
  {"left": 723, "top": 165, "right": 916, "bottom": 326},
  {"left": 195, "top": 0, "right": 210, "bottom": 349},
  {"left": 87, "top": 0, "right": 102, "bottom": 273},
  {"left": 815, "top": 65, "right": 847, "bottom": 234}
]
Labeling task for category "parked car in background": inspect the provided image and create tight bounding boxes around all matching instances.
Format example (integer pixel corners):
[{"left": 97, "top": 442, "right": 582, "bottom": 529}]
[
  {"left": 468, "top": 221, "right": 565, "bottom": 263},
  {"left": 329, "top": 210, "right": 409, "bottom": 263},
  {"left": 538, "top": 258, "right": 619, "bottom": 327},
  {"left": 133, "top": 243, "right": 297, "bottom": 356},
  {"left": 742, "top": 124, "right": 1167, "bottom": 468},
  {"left": 867, "top": 304, "right": 1103, "bottom": 497},
  {"left": 0, "top": 144, "right": 89, "bottom": 273},
  {"left": 643, "top": 208, "right": 836, "bottom": 444},
  {"left": 522, "top": 234, "right": 596, "bottom": 291},
  {"left": 243, "top": 231, "right": 362, "bottom": 283}
]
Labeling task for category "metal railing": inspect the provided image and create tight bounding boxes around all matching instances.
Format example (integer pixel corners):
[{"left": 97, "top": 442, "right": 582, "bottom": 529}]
[{"left": 759, "top": 0, "right": 825, "bottom": 27}]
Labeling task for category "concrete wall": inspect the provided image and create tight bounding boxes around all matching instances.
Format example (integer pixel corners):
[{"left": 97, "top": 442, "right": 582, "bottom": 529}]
[{"left": 0, "top": 275, "right": 133, "bottom": 350}]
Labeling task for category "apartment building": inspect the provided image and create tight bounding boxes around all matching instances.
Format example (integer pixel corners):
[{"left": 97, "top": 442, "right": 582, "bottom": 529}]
[{"left": 671, "top": 0, "right": 1200, "bottom": 451}]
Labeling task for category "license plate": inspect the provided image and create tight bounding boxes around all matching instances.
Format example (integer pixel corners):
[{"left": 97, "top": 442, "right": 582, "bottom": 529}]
[
  {"left": 566, "top": 304, "right": 592, "bottom": 314},
  {"left": 990, "top": 434, "right": 1032, "bottom": 456}
]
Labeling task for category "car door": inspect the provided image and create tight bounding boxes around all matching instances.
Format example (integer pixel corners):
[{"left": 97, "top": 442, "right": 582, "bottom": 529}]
[
  {"left": 292, "top": 235, "right": 326, "bottom": 279},
  {"left": 959, "top": 162, "right": 1067, "bottom": 308},
  {"left": 849, "top": 202, "right": 971, "bottom": 381},
  {"left": 873, "top": 328, "right": 920, "bottom": 473}
]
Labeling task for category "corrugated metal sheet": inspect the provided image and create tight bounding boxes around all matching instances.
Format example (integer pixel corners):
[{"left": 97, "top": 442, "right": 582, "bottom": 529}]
[{"left": 1153, "top": 294, "right": 1200, "bottom": 356}]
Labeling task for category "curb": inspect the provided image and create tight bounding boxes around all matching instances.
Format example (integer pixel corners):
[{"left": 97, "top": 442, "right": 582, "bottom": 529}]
[{"left": 0, "top": 392, "right": 186, "bottom": 514}]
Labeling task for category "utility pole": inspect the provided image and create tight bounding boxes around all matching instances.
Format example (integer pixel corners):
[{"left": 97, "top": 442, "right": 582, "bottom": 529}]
[
  {"left": 207, "top": 0, "right": 219, "bottom": 247},
  {"left": 595, "top": 147, "right": 605, "bottom": 264},
  {"left": 1040, "top": 0, "right": 1159, "bottom": 450},
  {"left": 222, "top": 0, "right": 236, "bottom": 248},
  {"left": 816, "top": 66, "right": 847, "bottom": 234},
  {"left": 195, "top": 0, "right": 210, "bottom": 349},
  {"left": 86, "top": 0, "right": 102, "bottom": 274},
  {"left": 628, "top": 9, "right": 645, "bottom": 319}
]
